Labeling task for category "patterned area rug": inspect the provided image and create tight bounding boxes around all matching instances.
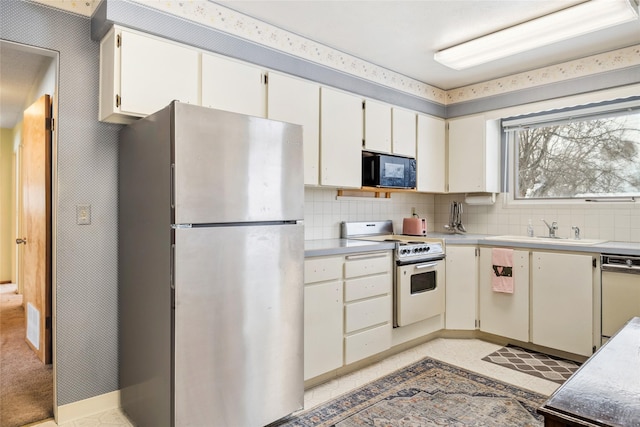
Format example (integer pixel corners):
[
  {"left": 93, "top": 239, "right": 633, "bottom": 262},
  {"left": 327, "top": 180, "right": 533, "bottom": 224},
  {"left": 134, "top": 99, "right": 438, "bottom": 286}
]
[
  {"left": 271, "top": 358, "right": 547, "bottom": 426},
  {"left": 482, "top": 345, "right": 581, "bottom": 384}
]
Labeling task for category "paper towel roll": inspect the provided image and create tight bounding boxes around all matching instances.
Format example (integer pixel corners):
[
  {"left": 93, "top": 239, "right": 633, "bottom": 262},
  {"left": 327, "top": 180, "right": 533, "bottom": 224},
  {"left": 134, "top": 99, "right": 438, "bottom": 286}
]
[{"left": 464, "top": 193, "right": 496, "bottom": 205}]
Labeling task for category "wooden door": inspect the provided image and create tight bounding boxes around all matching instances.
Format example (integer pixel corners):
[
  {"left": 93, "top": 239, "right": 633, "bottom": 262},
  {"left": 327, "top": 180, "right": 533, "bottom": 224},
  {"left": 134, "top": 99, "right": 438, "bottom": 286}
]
[{"left": 20, "top": 94, "right": 52, "bottom": 364}]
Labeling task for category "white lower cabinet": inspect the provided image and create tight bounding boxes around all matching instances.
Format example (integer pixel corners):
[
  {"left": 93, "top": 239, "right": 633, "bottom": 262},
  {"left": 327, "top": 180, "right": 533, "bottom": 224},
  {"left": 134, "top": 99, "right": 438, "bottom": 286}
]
[
  {"left": 303, "top": 256, "right": 343, "bottom": 380},
  {"left": 344, "top": 324, "right": 390, "bottom": 365},
  {"left": 531, "top": 251, "right": 594, "bottom": 357},
  {"left": 304, "top": 251, "right": 392, "bottom": 380},
  {"left": 445, "top": 246, "right": 478, "bottom": 330},
  {"left": 479, "top": 248, "right": 530, "bottom": 342},
  {"left": 343, "top": 252, "right": 392, "bottom": 365}
]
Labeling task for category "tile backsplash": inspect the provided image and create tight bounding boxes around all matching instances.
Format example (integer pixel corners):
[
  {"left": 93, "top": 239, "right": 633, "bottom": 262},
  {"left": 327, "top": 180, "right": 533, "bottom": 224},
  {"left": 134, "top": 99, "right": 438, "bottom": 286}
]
[
  {"left": 303, "top": 187, "right": 435, "bottom": 240},
  {"left": 434, "top": 194, "right": 640, "bottom": 243},
  {"left": 304, "top": 187, "right": 640, "bottom": 243}
]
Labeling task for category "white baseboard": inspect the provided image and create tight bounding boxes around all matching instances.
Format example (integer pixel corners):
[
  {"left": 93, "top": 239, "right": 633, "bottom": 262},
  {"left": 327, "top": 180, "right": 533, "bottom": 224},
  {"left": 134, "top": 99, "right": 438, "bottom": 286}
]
[{"left": 56, "top": 390, "right": 121, "bottom": 425}]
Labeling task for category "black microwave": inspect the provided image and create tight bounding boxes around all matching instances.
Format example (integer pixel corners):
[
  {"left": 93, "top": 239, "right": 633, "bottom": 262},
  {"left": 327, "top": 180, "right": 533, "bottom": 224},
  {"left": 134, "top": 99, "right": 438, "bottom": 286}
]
[{"left": 362, "top": 153, "right": 416, "bottom": 189}]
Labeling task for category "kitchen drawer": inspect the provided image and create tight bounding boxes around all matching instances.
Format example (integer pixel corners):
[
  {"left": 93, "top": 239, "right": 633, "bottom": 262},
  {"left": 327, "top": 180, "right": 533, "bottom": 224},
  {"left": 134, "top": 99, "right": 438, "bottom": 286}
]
[
  {"left": 345, "top": 295, "right": 391, "bottom": 333},
  {"left": 344, "top": 274, "right": 391, "bottom": 302},
  {"left": 344, "top": 323, "right": 391, "bottom": 365},
  {"left": 304, "top": 256, "right": 343, "bottom": 284},
  {"left": 344, "top": 252, "right": 392, "bottom": 279}
]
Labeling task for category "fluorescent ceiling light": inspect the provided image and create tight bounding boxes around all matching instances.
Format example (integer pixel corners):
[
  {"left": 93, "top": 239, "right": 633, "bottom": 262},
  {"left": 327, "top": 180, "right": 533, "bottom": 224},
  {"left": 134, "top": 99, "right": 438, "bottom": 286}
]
[{"left": 434, "top": 0, "right": 639, "bottom": 70}]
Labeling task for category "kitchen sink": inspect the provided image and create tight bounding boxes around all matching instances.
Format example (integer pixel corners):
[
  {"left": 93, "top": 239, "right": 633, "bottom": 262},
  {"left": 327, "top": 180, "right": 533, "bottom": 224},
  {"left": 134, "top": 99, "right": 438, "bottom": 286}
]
[{"left": 488, "top": 235, "right": 608, "bottom": 246}]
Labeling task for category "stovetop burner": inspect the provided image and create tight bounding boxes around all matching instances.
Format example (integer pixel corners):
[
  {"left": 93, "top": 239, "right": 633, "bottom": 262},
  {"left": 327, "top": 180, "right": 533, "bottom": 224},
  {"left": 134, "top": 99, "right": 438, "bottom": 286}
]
[{"left": 340, "top": 220, "right": 444, "bottom": 263}]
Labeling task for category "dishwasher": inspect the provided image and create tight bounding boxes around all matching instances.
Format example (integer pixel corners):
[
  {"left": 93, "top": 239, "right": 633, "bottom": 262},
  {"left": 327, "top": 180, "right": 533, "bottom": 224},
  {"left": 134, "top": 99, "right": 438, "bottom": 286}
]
[{"left": 601, "top": 254, "right": 640, "bottom": 344}]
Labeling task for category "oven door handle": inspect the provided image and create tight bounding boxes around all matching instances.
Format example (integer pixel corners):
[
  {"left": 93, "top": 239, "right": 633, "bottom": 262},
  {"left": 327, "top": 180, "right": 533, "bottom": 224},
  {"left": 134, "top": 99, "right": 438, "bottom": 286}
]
[{"left": 415, "top": 262, "right": 438, "bottom": 269}]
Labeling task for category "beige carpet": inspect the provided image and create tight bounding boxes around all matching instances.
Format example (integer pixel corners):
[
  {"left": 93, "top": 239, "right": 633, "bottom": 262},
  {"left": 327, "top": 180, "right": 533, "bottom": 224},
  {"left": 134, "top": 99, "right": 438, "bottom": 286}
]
[{"left": 0, "top": 284, "right": 53, "bottom": 427}]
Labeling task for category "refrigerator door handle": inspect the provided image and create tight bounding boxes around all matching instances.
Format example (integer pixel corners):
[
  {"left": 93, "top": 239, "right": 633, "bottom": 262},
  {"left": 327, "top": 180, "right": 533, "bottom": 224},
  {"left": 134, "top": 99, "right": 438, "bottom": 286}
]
[
  {"left": 170, "top": 163, "right": 175, "bottom": 209},
  {"left": 170, "top": 243, "right": 175, "bottom": 290}
]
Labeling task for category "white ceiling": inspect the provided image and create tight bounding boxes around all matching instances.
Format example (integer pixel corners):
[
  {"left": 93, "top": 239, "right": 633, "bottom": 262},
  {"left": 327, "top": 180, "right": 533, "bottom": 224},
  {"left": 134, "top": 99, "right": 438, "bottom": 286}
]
[{"left": 217, "top": 0, "right": 640, "bottom": 90}]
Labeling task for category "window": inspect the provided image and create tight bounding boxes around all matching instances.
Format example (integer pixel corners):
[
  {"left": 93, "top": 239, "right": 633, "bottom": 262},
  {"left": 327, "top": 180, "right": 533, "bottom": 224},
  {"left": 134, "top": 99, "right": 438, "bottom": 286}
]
[{"left": 503, "top": 98, "right": 640, "bottom": 201}]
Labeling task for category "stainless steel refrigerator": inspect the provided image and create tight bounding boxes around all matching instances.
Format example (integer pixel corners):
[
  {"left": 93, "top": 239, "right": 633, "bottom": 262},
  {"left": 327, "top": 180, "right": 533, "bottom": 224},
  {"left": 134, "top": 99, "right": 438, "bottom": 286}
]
[{"left": 118, "top": 101, "right": 304, "bottom": 426}]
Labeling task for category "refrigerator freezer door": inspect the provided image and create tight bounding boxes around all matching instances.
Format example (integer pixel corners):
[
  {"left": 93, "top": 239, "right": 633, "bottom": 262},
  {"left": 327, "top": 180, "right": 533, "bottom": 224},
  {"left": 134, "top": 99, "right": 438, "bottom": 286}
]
[
  {"left": 173, "top": 224, "right": 304, "bottom": 426},
  {"left": 172, "top": 103, "right": 304, "bottom": 225}
]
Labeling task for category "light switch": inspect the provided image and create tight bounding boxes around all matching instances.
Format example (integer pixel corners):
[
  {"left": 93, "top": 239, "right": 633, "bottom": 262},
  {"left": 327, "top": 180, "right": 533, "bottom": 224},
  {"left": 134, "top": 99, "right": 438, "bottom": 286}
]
[{"left": 76, "top": 204, "right": 91, "bottom": 225}]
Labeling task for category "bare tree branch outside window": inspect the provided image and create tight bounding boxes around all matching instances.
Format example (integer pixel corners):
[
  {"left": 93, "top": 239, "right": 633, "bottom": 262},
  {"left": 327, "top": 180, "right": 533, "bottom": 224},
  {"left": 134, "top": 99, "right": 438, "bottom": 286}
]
[{"left": 516, "top": 114, "right": 640, "bottom": 199}]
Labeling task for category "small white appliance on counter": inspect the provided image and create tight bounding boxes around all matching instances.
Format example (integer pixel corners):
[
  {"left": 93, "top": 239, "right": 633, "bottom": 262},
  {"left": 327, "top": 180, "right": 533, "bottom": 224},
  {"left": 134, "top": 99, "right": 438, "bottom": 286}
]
[
  {"left": 118, "top": 102, "right": 304, "bottom": 426},
  {"left": 341, "top": 221, "right": 445, "bottom": 327}
]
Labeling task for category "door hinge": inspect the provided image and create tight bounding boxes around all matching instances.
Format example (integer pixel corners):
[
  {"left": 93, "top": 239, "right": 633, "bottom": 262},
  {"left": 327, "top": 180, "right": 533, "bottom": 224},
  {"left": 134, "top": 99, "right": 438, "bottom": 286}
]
[
  {"left": 475, "top": 247, "right": 480, "bottom": 257},
  {"left": 45, "top": 316, "right": 52, "bottom": 329},
  {"left": 116, "top": 34, "right": 121, "bottom": 48},
  {"left": 593, "top": 258, "right": 597, "bottom": 268},
  {"left": 476, "top": 319, "right": 480, "bottom": 328},
  {"left": 45, "top": 117, "right": 54, "bottom": 131},
  {"left": 116, "top": 94, "right": 121, "bottom": 108},
  {"left": 362, "top": 101, "right": 366, "bottom": 110},
  {"left": 263, "top": 74, "right": 268, "bottom": 84},
  {"left": 592, "top": 345, "right": 596, "bottom": 354}
]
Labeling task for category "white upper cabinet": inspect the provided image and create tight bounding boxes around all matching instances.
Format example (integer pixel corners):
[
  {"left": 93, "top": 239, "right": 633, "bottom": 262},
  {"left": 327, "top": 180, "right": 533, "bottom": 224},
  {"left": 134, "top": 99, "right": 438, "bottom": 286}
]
[
  {"left": 99, "top": 27, "right": 199, "bottom": 124},
  {"left": 448, "top": 115, "right": 500, "bottom": 193},
  {"left": 416, "top": 114, "right": 446, "bottom": 193},
  {"left": 201, "top": 53, "right": 266, "bottom": 118},
  {"left": 267, "top": 72, "right": 320, "bottom": 186},
  {"left": 320, "top": 87, "right": 363, "bottom": 188},
  {"left": 392, "top": 107, "right": 417, "bottom": 158},
  {"left": 363, "top": 99, "right": 392, "bottom": 153}
]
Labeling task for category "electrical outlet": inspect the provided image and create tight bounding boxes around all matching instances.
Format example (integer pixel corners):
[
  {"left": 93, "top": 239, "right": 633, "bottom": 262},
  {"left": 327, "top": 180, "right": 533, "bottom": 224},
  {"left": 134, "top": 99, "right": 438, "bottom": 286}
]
[{"left": 76, "top": 204, "right": 91, "bottom": 225}]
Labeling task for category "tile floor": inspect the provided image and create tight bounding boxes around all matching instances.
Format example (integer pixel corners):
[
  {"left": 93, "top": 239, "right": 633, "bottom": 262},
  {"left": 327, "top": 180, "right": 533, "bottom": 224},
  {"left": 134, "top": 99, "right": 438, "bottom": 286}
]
[{"left": 32, "top": 338, "right": 559, "bottom": 427}]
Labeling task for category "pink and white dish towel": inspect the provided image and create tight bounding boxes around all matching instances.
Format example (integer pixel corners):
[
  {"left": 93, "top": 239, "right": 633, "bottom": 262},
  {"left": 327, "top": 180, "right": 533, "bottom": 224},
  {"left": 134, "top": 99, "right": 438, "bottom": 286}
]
[{"left": 492, "top": 248, "right": 514, "bottom": 293}]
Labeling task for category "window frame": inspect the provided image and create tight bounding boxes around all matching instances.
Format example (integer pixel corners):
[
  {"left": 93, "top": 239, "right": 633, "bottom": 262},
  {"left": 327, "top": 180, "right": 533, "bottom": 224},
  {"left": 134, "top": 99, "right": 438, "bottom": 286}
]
[{"left": 502, "top": 96, "right": 640, "bottom": 206}]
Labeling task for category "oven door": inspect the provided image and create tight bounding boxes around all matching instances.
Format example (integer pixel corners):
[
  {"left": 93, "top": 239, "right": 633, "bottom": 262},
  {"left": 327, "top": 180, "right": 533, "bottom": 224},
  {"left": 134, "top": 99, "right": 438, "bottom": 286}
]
[{"left": 395, "top": 258, "right": 445, "bottom": 327}]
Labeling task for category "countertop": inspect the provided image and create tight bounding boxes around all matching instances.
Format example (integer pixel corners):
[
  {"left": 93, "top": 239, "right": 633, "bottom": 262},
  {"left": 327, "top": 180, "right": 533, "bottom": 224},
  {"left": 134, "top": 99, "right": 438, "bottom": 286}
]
[
  {"left": 304, "top": 239, "right": 396, "bottom": 257},
  {"left": 538, "top": 317, "right": 640, "bottom": 426},
  {"left": 438, "top": 233, "right": 640, "bottom": 256},
  {"left": 305, "top": 234, "right": 640, "bottom": 257}
]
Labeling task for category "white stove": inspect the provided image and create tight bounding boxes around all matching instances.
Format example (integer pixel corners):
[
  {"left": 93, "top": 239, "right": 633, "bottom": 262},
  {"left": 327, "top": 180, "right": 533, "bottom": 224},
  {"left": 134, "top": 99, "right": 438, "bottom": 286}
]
[
  {"left": 341, "top": 220, "right": 446, "bottom": 328},
  {"left": 340, "top": 221, "right": 444, "bottom": 264}
]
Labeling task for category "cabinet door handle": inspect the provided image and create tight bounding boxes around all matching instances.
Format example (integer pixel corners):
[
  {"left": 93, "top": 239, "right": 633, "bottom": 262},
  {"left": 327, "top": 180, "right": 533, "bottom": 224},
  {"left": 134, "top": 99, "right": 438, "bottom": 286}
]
[
  {"left": 16, "top": 238, "right": 27, "bottom": 245},
  {"left": 345, "top": 253, "right": 388, "bottom": 261}
]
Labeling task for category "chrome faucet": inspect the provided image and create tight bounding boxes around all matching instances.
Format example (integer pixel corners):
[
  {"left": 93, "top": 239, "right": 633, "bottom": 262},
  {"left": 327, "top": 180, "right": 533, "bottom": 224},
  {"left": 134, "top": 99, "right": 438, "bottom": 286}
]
[
  {"left": 541, "top": 219, "right": 558, "bottom": 238},
  {"left": 571, "top": 226, "right": 581, "bottom": 240}
]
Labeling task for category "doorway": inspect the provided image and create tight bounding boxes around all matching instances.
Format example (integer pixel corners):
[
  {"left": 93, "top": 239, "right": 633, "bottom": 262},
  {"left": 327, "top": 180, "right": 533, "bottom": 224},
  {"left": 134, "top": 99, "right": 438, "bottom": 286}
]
[{"left": 0, "top": 40, "right": 56, "bottom": 427}]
